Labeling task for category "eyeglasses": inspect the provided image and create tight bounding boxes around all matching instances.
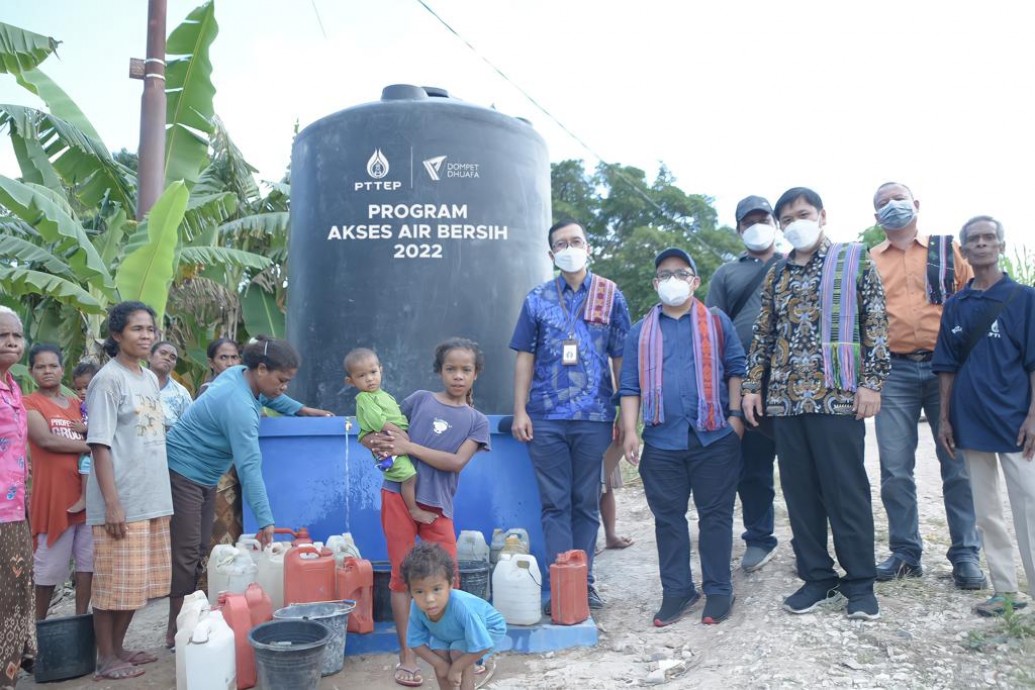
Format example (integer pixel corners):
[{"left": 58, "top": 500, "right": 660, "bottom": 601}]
[
  {"left": 656, "top": 269, "right": 696, "bottom": 281},
  {"left": 551, "top": 237, "right": 586, "bottom": 252}
]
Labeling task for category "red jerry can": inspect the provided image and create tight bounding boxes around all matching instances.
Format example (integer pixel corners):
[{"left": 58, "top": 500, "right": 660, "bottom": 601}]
[
  {"left": 337, "top": 557, "right": 374, "bottom": 633},
  {"left": 284, "top": 544, "right": 336, "bottom": 605},
  {"left": 549, "top": 549, "right": 589, "bottom": 625}
]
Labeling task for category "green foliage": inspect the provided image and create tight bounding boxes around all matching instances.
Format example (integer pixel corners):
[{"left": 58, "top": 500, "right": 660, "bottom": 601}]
[
  {"left": 164, "top": 0, "right": 218, "bottom": 188},
  {"left": 0, "top": 22, "right": 60, "bottom": 74},
  {"left": 857, "top": 224, "right": 886, "bottom": 250},
  {"left": 1002, "top": 246, "right": 1035, "bottom": 287},
  {"left": 116, "top": 181, "right": 189, "bottom": 322},
  {"left": 551, "top": 160, "right": 743, "bottom": 318}
]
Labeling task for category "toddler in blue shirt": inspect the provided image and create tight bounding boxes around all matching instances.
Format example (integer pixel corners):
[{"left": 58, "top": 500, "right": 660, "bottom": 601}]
[{"left": 403, "top": 542, "right": 506, "bottom": 689}]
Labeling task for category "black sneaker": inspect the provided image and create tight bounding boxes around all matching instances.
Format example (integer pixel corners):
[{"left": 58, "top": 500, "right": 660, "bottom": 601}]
[
  {"left": 783, "top": 582, "right": 845, "bottom": 614},
  {"left": 653, "top": 591, "right": 701, "bottom": 627},
  {"left": 846, "top": 592, "right": 880, "bottom": 621},
  {"left": 587, "top": 585, "right": 605, "bottom": 610},
  {"left": 875, "top": 555, "right": 923, "bottom": 581},
  {"left": 701, "top": 593, "right": 735, "bottom": 625}
]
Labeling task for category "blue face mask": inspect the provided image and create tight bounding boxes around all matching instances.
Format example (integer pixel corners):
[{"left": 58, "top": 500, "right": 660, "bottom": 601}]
[{"left": 877, "top": 198, "right": 916, "bottom": 230}]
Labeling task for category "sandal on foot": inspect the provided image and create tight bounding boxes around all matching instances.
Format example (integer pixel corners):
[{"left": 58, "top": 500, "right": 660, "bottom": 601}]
[
  {"left": 394, "top": 663, "right": 424, "bottom": 687},
  {"left": 474, "top": 658, "right": 496, "bottom": 688},
  {"left": 121, "top": 650, "right": 159, "bottom": 665},
  {"left": 94, "top": 662, "right": 145, "bottom": 681}
]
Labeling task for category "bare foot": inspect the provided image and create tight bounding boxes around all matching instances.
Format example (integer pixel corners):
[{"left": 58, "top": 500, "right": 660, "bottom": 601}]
[
  {"left": 119, "top": 649, "right": 159, "bottom": 666},
  {"left": 67, "top": 496, "right": 86, "bottom": 513},
  {"left": 409, "top": 507, "right": 438, "bottom": 525}
]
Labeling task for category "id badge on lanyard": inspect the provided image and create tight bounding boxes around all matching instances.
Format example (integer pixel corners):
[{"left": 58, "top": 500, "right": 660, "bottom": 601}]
[{"left": 556, "top": 279, "right": 585, "bottom": 366}]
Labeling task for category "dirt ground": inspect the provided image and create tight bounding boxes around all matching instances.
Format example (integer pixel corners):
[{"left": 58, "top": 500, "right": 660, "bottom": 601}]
[{"left": 23, "top": 420, "right": 1035, "bottom": 689}]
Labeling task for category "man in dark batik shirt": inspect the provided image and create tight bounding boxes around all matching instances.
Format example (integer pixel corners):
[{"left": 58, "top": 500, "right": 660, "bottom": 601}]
[{"left": 742, "top": 187, "right": 890, "bottom": 622}]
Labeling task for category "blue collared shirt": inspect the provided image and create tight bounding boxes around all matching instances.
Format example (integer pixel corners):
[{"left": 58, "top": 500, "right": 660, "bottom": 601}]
[
  {"left": 619, "top": 306, "right": 746, "bottom": 449},
  {"left": 510, "top": 272, "right": 631, "bottom": 422}
]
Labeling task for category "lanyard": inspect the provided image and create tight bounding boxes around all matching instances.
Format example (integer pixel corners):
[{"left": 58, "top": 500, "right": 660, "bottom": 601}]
[{"left": 554, "top": 277, "right": 588, "bottom": 339}]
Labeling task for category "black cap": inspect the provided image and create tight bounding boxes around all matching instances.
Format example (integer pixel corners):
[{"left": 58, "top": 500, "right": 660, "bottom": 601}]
[
  {"left": 654, "top": 247, "right": 697, "bottom": 274},
  {"left": 735, "top": 195, "right": 773, "bottom": 224}
]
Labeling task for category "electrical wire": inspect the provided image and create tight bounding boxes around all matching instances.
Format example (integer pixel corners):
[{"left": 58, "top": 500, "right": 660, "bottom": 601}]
[{"left": 413, "top": 0, "right": 729, "bottom": 262}]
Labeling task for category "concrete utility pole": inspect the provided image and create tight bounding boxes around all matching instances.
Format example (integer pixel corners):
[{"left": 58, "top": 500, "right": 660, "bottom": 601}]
[{"left": 131, "top": 0, "right": 167, "bottom": 220}]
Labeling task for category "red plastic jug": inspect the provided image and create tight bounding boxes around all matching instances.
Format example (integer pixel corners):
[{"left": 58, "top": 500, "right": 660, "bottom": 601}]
[
  {"left": 217, "top": 591, "right": 257, "bottom": 689},
  {"left": 284, "top": 544, "right": 336, "bottom": 605},
  {"left": 244, "top": 582, "right": 273, "bottom": 627},
  {"left": 336, "top": 557, "right": 374, "bottom": 633},
  {"left": 549, "top": 549, "right": 589, "bottom": 625},
  {"left": 272, "top": 526, "right": 312, "bottom": 546}
]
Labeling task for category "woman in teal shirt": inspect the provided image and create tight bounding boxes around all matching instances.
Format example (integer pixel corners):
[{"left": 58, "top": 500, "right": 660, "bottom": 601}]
[{"left": 163, "top": 336, "right": 330, "bottom": 647}]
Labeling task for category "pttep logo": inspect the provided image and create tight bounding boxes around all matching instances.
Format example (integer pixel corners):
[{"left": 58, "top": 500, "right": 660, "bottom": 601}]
[
  {"left": 423, "top": 155, "right": 447, "bottom": 181},
  {"left": 355, "top": 148, "right": 400, "bottom": 190}
]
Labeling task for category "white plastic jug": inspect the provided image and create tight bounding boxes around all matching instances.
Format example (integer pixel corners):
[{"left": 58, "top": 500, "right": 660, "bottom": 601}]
[
  {"left": 206, "top": 545, "right": 239, "bottom": 605},
  {"left": 491, "top": 552, "right": 542, "bottom": 626},
  {"left": 184, "top": 609, "right": 236, "bottom": 690},
  {"left": 457, "top": 530, "right": 490, "bottom": 564},
  {"left": 504, "top": 528, "right": 531, "bottom": 554},
  {"left": 226, "top": 550, "right": 258, "bottom": 594},
  {"left": 325, "top": 533, "right": 362, "bottom": 566},
  {"left": 235, "top": 535, "right": 262, "bottom": 566},
  {"left": 489, "top": 528, "right": 506, "bottom": 566},
  {"left": 175, "top": 591, "right": 210, "bottom": 690},
  {"left": 257, "top": 542, "right": 288, "bottom": 610}
]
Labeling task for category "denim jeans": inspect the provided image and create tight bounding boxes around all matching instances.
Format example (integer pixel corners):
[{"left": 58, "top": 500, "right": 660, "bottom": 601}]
[
  {"left": 526, "top": 419, "right": 612, "bottom": 585},
  {"left": 875, "top": 358, "right": 981, "bottom": 566},
  {"left": 738, "top": 428, "right": 777, "bottom": 551},
  {"left": 639, "top": 432, "right": 741, "bottom": 597}
]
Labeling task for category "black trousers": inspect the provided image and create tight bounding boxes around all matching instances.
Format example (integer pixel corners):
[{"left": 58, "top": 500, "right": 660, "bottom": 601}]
[{"left": 774, "top": 414, "right": 876, "bottom": 597}]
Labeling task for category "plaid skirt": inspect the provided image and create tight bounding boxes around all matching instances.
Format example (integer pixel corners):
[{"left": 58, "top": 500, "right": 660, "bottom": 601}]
[
  {"left": 0, "top": 520, "right": 35, "bottom": 689},
  {"left": 92, "top": 516, "right": 171, "bottom": 611}
]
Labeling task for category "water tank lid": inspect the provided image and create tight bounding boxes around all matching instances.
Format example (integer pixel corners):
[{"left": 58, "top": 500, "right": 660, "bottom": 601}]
[
  {"left": 422, "top": 86, "right": 451, "bottom": 98},
  {"left": 381, "top": 84, "right": 429, "bottom": 101}
]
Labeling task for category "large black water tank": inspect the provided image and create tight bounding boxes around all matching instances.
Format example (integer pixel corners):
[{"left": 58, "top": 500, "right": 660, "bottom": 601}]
[{"left": 288, "top": 85, "right": 552, "bottom": 414}]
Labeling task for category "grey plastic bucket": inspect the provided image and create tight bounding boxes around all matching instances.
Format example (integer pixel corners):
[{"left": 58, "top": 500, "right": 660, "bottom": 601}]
[
  {"left": 34, "top": 613, "right": 95, "bottom": 682},
  {"left": 248, "top": 619, "right": 329, "bottom": 689},
  {"left": 273, "top": 601, "right": 355, "bottom": 676}
]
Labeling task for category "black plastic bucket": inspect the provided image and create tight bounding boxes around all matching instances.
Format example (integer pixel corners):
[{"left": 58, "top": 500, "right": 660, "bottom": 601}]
[
  {"left": 372, "top": 560, "right": 393, "bottom": 622},
  {"left": 459, "top": 560, "right": 490, "bottom": 600},
  {"left": 273, "top": 601, "right": 355, "bottom": 676},
  {"left": 34, "top": 613, "right": 95, "bottom": 682},
  {"left": 248, "top": 620, "right": 329, "bottom": 689}
]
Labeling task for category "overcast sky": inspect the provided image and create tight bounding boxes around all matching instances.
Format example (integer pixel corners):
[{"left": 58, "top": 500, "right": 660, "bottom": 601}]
[{"left": 1, "top": 0, "right": 1032, "bottom": 252}]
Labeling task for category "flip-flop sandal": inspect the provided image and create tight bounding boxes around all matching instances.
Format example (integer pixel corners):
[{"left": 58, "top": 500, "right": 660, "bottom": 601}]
[
  {"left": 394, "top": 663, "right": 424, "bottom": 687},
  {"left": 94, "top": 663, "right": 145, "bottom": 681},
  {"left": 474, "top": 658, "right": 496, "bottom": 688}
]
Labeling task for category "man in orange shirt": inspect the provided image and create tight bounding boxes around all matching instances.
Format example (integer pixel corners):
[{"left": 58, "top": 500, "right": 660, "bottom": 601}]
[{"left": 869, "top": 182, "right": 984, "bottom": 589}]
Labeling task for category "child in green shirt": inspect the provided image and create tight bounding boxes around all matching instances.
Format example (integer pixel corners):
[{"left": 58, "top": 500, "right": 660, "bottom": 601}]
[{"left": 345, "top": 348, "right": 437, "bottom": 524}]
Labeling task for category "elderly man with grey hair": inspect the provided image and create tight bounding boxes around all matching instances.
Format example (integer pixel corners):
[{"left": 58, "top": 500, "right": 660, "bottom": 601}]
[{"left": 932, "top": 215, "right": 1035, "bottom": 617}]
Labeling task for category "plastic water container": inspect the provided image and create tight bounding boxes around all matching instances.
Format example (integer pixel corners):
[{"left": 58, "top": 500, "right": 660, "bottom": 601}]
[
  {"left": 457, "top": 530, "right": 490, "bottom": 564},
  {"left": 489, "top": 528, "right": 506, "bottom": 566},
  {"left": 184, "top": 609, "right": 235, "bottom": 690},
  {"left": 217, "top": 591, "right": 256, "bottom": 690},
  {"left": 176, "top": 592, "right": 211, "bottom": 690},
  {"left": 336, "top": 557, "right": 374, "bottom": 633},
  {"left": 503, "top": 528, "right": 531, "bottom": 554},
  {"left": 325, "top": 533, "right": 362, "bottom": 566},
  {"left": 284, "top": 544, "right": 336, "bottom": 605},
  {"left": 549, "top": 550, "right": 589, "bottom": 625},
  {"left": 257, "top": 543, "right": 288, "bottom": 610},
  {"left": 206, "top": 545, "right": 239, "bottom": 605},
  {"left": 492, "top": 553, "right": 542, "bottom": 626},
  {"left": 244, "top": 583, "right": 273, "bottom": 627},
  {"left": 235, "top": 536, "right": 262, "bottom": 567},
  {"left": 271, "top": 526, "right": 312, "bottom": 546}
]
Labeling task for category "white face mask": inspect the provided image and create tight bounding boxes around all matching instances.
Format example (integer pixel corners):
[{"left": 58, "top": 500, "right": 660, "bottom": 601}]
[
  {"left": 783, "top": 219, "right": 823, "bottom": 251},
  {"left": 553, "top": 247, "right": 589, "bottom": 273},
  {"left": 742, "top": 223, "right": 776, "bottom": 252},
  {"left": 657, "top": 278, "right": 692, "bottom": 307}
]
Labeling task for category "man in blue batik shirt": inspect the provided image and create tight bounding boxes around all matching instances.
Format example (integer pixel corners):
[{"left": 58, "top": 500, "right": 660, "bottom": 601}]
[{"left": 510, "top": 219, "right": 631, "bottom": 613}]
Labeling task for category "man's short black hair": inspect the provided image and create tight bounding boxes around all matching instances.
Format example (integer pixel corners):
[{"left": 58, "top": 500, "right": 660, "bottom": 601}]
[
  {"left": 773, "top": 187, "right": 824, "bottom": 219},
  {"left": 547, "top": 219, "right": 585, "bottom": 249}
]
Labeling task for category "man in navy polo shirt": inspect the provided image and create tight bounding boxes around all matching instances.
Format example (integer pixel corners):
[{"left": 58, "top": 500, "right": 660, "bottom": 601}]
[
  {"left": 933, "top": 215, "right": 1035, "bottom": 617},
  {"left": 510, "top": 219, "right": 631, "bottom": 612},
  {"left": 620, "top": 247, "right": 746, "bottom": 627}
]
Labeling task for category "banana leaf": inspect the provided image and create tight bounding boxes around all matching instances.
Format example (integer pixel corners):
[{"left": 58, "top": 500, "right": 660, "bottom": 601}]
[{"left": 165, "top": 1, "right": 217, "bottom": 188}]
